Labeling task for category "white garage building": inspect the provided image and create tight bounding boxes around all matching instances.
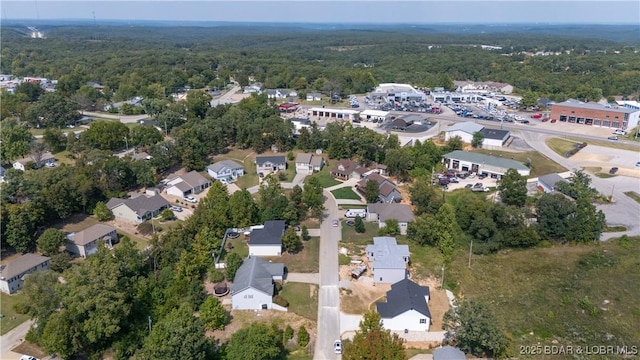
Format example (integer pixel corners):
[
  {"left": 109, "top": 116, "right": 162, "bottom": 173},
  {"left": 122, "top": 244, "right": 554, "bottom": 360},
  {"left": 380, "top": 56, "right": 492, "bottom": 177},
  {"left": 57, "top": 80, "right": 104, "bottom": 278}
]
[
  {"left": 444, "top": 122, "right": 484, "bottom": 142},
  {"left": 443, "top": 150, "right": 530, "bottom": 177}
]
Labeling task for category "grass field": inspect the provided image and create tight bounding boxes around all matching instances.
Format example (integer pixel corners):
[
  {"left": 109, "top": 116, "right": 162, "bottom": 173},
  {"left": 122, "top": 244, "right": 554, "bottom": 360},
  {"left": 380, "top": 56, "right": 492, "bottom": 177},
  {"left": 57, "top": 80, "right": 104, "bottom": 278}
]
[
  {"left": 0, "top": 292, "right": 30, "bottom": 335},
  {"left": 309, "top": 170, "right": 340, "bottom": 188},
  {"left": 624, "top": 191, "right": 640, "bottom": 204},
  {"left": 473, "top": 149, "right": 567, "bottom": 178},
  {"left": 446, "top": 236, "right": 640, "bottom": 356},
  {"left": 331, "top": 187, "right": 362, "bottom": 200},
  {"left": 565, "top": 136, "right": 640, "bottom": 151},
  {"left": 545, "top": 137, "right": 578, "bottom": 156},
  {"left": 341, "top": 220, "right": 380, "bottom": 246},
  {"left": 280, "top": 282, "right": 318, "bottom": 321},
  {"left": 264, "top": 237, "right": 320, "bottom": 273}
]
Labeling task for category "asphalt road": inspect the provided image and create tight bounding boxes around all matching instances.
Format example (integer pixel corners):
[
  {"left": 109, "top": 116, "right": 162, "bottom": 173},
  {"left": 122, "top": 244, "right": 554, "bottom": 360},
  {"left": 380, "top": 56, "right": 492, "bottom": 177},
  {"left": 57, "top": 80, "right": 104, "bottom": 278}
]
[
  {"left": 0, "top": 319, "right": 34, "bottom": 360},
  {"left": 314, "top": 190, "right": 342, "bottom": 360},
  {"left": 210, "top": 84, "right": 241, "bottom": 107},
  {"left": 81, "top": 111, "right": 149, "bottom": 123}
]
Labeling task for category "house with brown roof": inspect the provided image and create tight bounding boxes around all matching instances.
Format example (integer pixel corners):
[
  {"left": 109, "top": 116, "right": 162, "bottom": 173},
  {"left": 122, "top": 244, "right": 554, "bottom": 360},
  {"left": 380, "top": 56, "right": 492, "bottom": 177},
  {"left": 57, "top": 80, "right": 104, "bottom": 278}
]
[
  {"left": 66, "top": 224, "right": 118, "bottom": 258},
  {"left": 165, "top": 170, "right": 211, "bottom": 198},
  {"left": 331, "top": 159, "right": 362, "bottom": 180},
  {"left": 106, "top": 194, "right": 170, "bottom": 223},
  {"left": 356, "top": 173, "right": 402, "bottom": 204},
  {"left": 366, "top": 203, "right": 415, "bottom": 235},
  {"left": 0, "top": 253, "right": 50, "bottom": 294},
  {"left": 295, "top": 153, "right": 324, "bottom": 175}
]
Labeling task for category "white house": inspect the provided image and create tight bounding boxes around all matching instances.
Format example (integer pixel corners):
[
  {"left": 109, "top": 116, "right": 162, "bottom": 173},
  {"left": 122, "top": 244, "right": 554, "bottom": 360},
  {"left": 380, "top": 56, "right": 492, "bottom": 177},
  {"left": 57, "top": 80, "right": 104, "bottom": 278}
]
[
  {"left": 66, "top": 224, "right": 118, "bottom": 258},
  {"left": 266, "top": 89, "right": 295, "bottom": 100},
  {"left": 443, "top": 150, "right": 530, "bottom": 177},
  {"left": 0, "top": 253, "right": 51, "bottom": 294},
  {"left": 294, "top": 153, "right": 324, "bottom": 175},
  {"left": 207, "top": 160, "right": 245, "bottom": 182},
  {"left": 243, "top": 83, "right": 263, "bottom": 94},
  {"left": 255, "top": 155, "right": 287, "bottom": 174},
  {"left": 306, "top": 92, "right": 321, "bottom": 101},
  {"left": 290, "top": 118, "right": 312, "bottom": 134},
  {"left": 13, "top": 152, "right": 55, "bottom": 171},
  {"left": 444, "top": 122, "right": 484, "bottom": 143},
  {"left": 366, "top": 237, "right": 410, "bottom": 284},
  {"left": 366, "top": 203, "right": 415, "bottom": 235},
  {"left": 248, "top": 220, "right": 286, "bottom": 256},
  {"left": 165, "top": 171, "right": 211, "bottom": 198},
  {"left": 376, "top": 279, "right": 431, "bottom": 332},
  {"left": 537, "top": 173, "right": 568, "bottom": 193},
  {"left": 231, "top": 256, "right": 285, "bottom": 311}
]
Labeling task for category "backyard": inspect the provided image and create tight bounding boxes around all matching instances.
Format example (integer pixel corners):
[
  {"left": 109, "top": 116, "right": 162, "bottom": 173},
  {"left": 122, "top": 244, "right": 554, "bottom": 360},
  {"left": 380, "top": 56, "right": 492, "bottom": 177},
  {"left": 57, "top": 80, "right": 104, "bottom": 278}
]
[
  {"left": 0, "top": 292, "right": 30, "bottom": 335},
  {"left": 308, "top": 169, "right": 340, "bottom": 188},
  {"left": 264, "top": 237, "right": 320, "bottom": 273},
  {"left": 214, "top": 148, "right": 258, "bottom": 190},
  {"left": 279, "top": 282, "right": 319, "bottom": 321}
]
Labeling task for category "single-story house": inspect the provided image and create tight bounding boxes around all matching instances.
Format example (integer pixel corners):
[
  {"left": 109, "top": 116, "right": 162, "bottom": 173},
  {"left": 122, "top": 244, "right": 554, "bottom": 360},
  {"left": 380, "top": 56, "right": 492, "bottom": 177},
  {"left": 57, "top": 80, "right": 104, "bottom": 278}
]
[
  {"left": 66, "top": 224, "right": 118, "bottom": 258},
  {"left": 248, "top": 220, "right": 286, "bottom": 256},
  {"left": 290, "top": 118, "right": 312, "bottom": 134},
  {"left": 444, "top": 121, "right": 484, "bottom": 143},
  {"left": 479, "top": 128, "right": 511, "bottom": 149},
  {"left": 231, "top": 256, "right": 285, "bottom": 311},
  {"left": 165, "top": 171, "right": 211, "bottom": 198},
  {"left": 366, "top": 237, "right": 410, "bottom": 284},
  {"left": 306, "top": 92, "right": 321, "bottom": 101},
  {"left": 331, "top": 159, "right": 363, "bottom": 181},
  {"left": 255, "top": 155, "right": 287, "bottom": 174},
  {"left": 433, "top": 346, "right": 466, "bottom": 360},
  {"left": 366, "top": 203, "right": 415, "bottom": 235},
  {"left": 13, "top": 151, "right": 55, "bottom": 171},
  {"left": 376, "top": 278, "right": 431, "bottom": 332},
  {"left": 266, "top": 89, "right": 295, "bottom": 100},
  {"left": 106, "top": 194, "right": 170, "bottom": 223},
  {"left": 0, "top": 253, "right": 51, "bottom": 294},
  {"left": 356, "top": 173, "right": 402, "bottom": 204},
  {"left": 294, "top": 153, "right": 324, "bottom": 175},
  {"left": 537, "top": 173, "right": 568, "bottom": 193},
  {"left": 207, "top": 160, "right": 245, "bottom": 182},
  {"left": 443, "top": 150, "right": 530, "bottom": 177},
  {"left": 243, "top": 83, "right": 263, "bottom": 94}
]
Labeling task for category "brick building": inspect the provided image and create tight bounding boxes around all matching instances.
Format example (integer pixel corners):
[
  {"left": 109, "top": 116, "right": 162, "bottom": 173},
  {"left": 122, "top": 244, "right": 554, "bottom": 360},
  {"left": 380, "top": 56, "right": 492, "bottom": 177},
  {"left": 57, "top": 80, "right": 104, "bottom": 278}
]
[{"left": 550, "top": 100, "right": 640, "bottom": 130}]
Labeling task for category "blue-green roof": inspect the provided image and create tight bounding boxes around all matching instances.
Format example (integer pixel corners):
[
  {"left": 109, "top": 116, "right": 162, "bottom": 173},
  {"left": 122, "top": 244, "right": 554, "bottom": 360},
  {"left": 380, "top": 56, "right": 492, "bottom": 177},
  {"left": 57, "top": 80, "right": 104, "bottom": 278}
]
[{"left": 443, "top": 150, "right": 529, "bottom": 171}]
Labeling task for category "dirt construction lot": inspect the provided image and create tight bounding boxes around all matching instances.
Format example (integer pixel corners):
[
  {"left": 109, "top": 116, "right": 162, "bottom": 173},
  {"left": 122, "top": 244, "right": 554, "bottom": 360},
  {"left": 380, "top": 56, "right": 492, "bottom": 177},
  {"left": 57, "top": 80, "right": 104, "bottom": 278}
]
[{"left": 571, "top": 145, "right": 640, "bottom": 178}]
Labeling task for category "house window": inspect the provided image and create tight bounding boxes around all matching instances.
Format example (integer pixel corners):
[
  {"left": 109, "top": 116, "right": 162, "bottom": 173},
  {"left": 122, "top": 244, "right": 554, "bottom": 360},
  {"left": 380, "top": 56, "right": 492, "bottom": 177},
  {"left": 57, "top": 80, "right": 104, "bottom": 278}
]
[{"left": 420, "top": 319, "right": 427, "bottom": 324}]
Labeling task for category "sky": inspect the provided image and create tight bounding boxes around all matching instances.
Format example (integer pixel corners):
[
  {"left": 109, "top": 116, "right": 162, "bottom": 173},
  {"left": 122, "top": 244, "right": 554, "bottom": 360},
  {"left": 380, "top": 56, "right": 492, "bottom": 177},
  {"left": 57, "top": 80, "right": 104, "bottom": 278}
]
[{"left": 2, "top": 0, "right": 639, "bottom": 24}]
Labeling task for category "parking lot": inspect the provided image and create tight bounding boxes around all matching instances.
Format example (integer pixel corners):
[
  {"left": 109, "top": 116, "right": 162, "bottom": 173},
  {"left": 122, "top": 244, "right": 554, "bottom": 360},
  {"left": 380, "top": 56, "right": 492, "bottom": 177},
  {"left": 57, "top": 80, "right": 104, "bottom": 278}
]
[{"left": 435, "top": 171, "right": 499, "bottom": 192}]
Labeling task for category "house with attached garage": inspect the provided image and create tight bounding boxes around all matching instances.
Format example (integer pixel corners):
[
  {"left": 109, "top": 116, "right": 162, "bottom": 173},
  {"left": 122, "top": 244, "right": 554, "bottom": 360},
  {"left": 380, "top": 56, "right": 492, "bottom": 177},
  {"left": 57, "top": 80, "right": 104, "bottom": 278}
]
[
  {"left": 0, "top": 253, "right": 51, "bottom": 294},
  {"left": 206, "top": 160, "right": 245, "bottom": 182},
  {"left": 248, "top": 220, "right": 286, "bottom": 256},
  {"left": 331, "top": 159, "right": 362, "bottom": 181},
  {"left": 376, "top": 278, "right": 431, "bottom": 332},
  {"left": 165, "top": 170, "right": 211, "bottom": 198},
  {"left": 66, "top": 224, "right": 118, "bottom": 258},
  {"left": 231, "top": 256, "right": 285, "bottom": 311},
  {"left": 366, "top": 236, "right": 410, "bottom": 284},
  {"left": 13, "top": 151, "right": 55, "bottom": 171},
  {"left": 294, "top": 153, "right": 324, "bottom": 175},
  {"left": 255, "top": 155, "right": 287, "bottom": 174},
  {"left": 266, "top": 89, "right": 296, "bottom": 100},
  {"left": 366, "top": 203, "right": 415, "bottom": 235},
  {"left": 356, "top": 173, "right": 402, "bottom": 203},
  {"left": 106, "top": 194, "right": 170, "bottom": 223}
]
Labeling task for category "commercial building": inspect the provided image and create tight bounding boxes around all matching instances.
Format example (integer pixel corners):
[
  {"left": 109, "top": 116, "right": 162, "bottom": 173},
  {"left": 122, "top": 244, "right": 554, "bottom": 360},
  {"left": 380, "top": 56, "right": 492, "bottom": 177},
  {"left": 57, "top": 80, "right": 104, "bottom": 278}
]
[
  {"left": 550, "top": 100, "right": 640, "bottom": 130},
  {"left": 431, "top": 91, "right": 480, "bottom": 103},
  {"left": 370, "top": 83, "right": 426, "bottom": 102},
  {"left": 307, "top": 107, "right": 359, "bottom": 120},
  {"left": 445, "top": 121, "right": 511, "bottom": 149},
  {"left": 443, "top": 150, "right": 530, "bottom": 177}
]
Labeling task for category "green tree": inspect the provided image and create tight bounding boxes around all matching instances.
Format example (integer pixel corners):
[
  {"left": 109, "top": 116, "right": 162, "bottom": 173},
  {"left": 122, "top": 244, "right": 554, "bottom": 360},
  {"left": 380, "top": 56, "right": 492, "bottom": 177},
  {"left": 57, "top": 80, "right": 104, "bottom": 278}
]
[
  {"left": 43, "top": 127, "right": 67, "bottom": 153},
  {"left": 520, "top": 91, "right": 538, "bottom": 109},
  {"left": 407, "top": 214, "right": 439, "bottom": 246},
  {"left": 37, "top": 228, "right": 67, "bottom": 256},
  {"left": 25, "top": 92, "right": 80, "bottom": 128},
  {"left": 185, "top": 89, "right": 212, "bottom": 120},
  {"left": 384, "top": 148, "right": 413, "bottom": 181},
  {"left": 567, "top": 196, "right": 606, "bottom": 243},
  {"left": 556, "top": 169, "right": 598, "bottom": 201},
  {"left": 497, "top": 168, "right": 527, "bottom": 207},
  {"left": 225, "top": 252, "right": 244, "bottom": 280},
  {"left": 364, "top": 179, "right": 380, "bottom": 203},
  {"left": 199, "top": 296, "right": 228, "bottom": 331},
  {"left": 6, "top": 204, "right": 35, "bottom": 252},
  {"left": 471, "top": 131, "right": 484, "bottom": 148},
  {"left": 15, "top": 81, "right": 44, "bottom": 102},
  {"left": 378, "top": 218, "right": 399, "bottom": 236},
  {"left": 229, "top": 189, "right": 258, "bottom": 228},
  {"left": 129, "top": 159, "right": 157, "bottom": 188},
  {"left": 20, "top": 270, "right": 60, "bottom": 326},
  {"left": 81, "top": 121, "right": 130, "bottom": 151},
  {"left": 157, "top": 110, "right": 185, "bottom": 133},
  {"left": 535, "top": 193, "right": 576, "bottom": 240},
  {"left": 160, "top": 208, "right": 175, "bottom": 221},
  {"left": 49, "top": 252, "right": 72, "bottom": 273},
  {"left": 302, "top": 176, "right": 324, "bottom": 220},
  {"left": 282, "top": 227, "right": 302, "bottom": 254},
  {"left": 301, "top": 225, "right": 310, "bottom": 241},
  {"left": 1, "top": 120, "right": 33, "bottom": 162},
  {"left": 443, "top": 300, "right": 508, "bottom": 358},
  {"left": 446, "top": 135, "right": 463, "bottom": 152},
  {"left": 354, "top": 215, "right": 365, "bottom": 233},
  {"left": 283, "top": 325, "right": 294, "bottom": 344},
  {"left": 297, "top": 325, "right": 310, "bottom": 347},
  {"left": 409, "top": 177, "right": 444, "bottom": 216},
  {"left": 343, "top": 310, "right": 406, "bottom": 360},
  {"left": 129, "top": 125, "right": 163, "bottom": 147},
  {"left": 258, "top": 175, "right": 289, "bottom": 222},
  {"left": 94, "top": 201, "right": 113, "bottom": 221},
  {"left": 226, "top": 322, "right": 285, "bottom": 360},
  {"left": 435, "top": 203, "right": 456, "bottom": 264}
]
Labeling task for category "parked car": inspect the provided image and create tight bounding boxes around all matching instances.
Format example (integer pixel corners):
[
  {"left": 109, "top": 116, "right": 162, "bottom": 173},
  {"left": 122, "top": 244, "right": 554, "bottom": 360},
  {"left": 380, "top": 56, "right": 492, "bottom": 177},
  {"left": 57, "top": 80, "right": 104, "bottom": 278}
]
[
  {"left": 170, "top": 205, "right": 183, "bottom": 212},
  {"left": 184, "top": 196, "right": 197, "bottom": 203},
  {"left": 607, "top": 136, "right": 619, "bottom": 140},
  {"left": 332, "top": 219, "right": 339, "bottom": 227},
  {"left": 334, "top": 340, "right": 342, "bottom": 354},
  {"left": 468, "top": 172, "right": 476, "bottom": 179},
  {"left": 609, "top": 167, "right": 619, "bottom": 174},
  {"left": 478, "top": 173, "right": 488, "bottom": 180},
  {"left": 449, "top": 177, "right": 459, "bottom": 183},
  {"left": 465, "top": 184, "right": 473, "bottom": 189},
  {"left": 636, "top": 161, "right": 640, "bottom": 167},
  {"left": 20, "top": 356, "right": 38, "bottom": 360},
  {"left": 550, "top": 119, "right": 557, "bottom": 123}
]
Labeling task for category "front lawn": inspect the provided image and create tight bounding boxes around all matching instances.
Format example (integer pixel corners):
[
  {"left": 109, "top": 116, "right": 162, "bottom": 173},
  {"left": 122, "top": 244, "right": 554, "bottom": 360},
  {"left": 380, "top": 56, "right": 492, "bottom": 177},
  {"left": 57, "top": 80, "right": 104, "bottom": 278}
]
[
  {"left": 0, "top": 292, "right": 30, "bottom": 335},
  {"left": 341, "top": 221, "right": 380, "bottom": 246},
  {"left": 309, "top": 171, "right": 340, "bottom": 188},
  {"left": 280, "top": 282, "right": 318, "bottom": 321},
  {"left": 265, "top": 237, "right": 319, "bottom": 273},
  {"left": 331, "top": 187, "right": 362, "bottom": 200}
]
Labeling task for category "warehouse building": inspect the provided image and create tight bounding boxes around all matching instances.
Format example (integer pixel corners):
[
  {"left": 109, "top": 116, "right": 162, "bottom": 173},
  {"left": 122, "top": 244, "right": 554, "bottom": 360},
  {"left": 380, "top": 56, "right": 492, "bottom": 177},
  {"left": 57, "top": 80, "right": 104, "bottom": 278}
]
[
  {"left": 443, "top": 150, "right": 530, "bottom": 177},
  {"left": 307, "top": 107, "right": 359, "bottom": 120},
  {"left": 550, "top": 100, "right": 640, "bottom": 130}
]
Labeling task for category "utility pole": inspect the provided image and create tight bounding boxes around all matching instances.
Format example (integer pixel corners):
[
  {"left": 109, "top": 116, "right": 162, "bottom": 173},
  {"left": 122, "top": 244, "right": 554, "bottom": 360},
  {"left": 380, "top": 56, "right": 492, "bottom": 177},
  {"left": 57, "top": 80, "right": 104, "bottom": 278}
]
[
  {"left": 441, "top": 264, "right": 445, "bottom": 289},
  {"left": 468, "top": 240, "right": 473, "bottom": 268},
  {"left": 148, "top": 315, "right": 152, "bottom": 333},
  {"left": 124, "top": 135, "right": 129, "bottom": 151}
]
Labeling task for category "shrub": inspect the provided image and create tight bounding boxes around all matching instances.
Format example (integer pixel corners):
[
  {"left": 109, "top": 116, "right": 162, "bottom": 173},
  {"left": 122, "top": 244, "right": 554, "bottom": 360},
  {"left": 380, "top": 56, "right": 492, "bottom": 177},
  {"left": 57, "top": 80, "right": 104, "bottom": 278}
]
[
  {"left": 354, "top": 215, "right": 365, "bottom": 233},
  {"left": 273, "top": 295, "right": 289, "bottom": 307},
  {"left": 301, "top": 225, "right": 310, "bottom": 241},
  {"left": 284, "top": 325, "right": 294, "bottom": 342},
  {"left": 13, "top": 302, "right": 30, "bottom": 315},
  {"left": 287, "top": 151, "right": 295, "bottom": 161},
  {"left": 274, "top": 282, "right": 283, "bottom": 294},
  {"left": 209, "top": 269, "right": 225, "bottom": 283},
  {"left": 297, "top": 325, "right": 309, "bottom": 347},
  {"left": 278, "top": 172, "right": 287, "bottom": 181}
]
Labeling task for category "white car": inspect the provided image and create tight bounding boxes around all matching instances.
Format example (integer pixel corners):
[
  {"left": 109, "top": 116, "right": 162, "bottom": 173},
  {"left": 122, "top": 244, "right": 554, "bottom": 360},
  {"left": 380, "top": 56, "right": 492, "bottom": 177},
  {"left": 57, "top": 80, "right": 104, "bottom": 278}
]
[
  {"left": 332, "top": 219, "right": 339, "bottom": 227},
  {"left": 170, "top": 205, "right": 183, "bottom": 212},
  {"left": 183, "top": 196, "right": 197, "bottom": 203},
  {"left": 334, "top": 340, "right": 342, "bottom": 354},
  {"left": 20, "top": 356, "right": 38, "bottom": 360}
]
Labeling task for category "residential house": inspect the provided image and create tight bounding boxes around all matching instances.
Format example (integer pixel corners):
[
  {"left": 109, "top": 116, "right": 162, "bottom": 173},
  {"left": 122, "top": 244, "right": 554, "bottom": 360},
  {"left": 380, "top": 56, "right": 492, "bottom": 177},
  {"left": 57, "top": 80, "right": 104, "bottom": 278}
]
[
  {"left": 207, "top": 160, "right": 245, "bottom": 182},
  {"left": 356, "top": 173, "right": 402, "bottom": 203},
  {"left": 266, "top": 89, "right": 294, "bottom": 100},
  {"left": 104, "top": 96, "right": 143, "bottom": 111},
  {"left": 537, "top": 173, "right": 568, "bottom": 193},
  {"left": 330, "top": 159, "right": 362, "bottom": 180},
  {"left": 231, "top": 256, "right": 285, "bottom": 310},
  {"left": 366, "top": 236, "right": 410, "bottom": 284},
  {"left": 255, "top": 155, "right": 287, "bottom": 174},
  {"left": 294, "top": 153, "right": 324, "bottom": 175},
  {"left": 165, "top": 171, "right": 211, "bottom": 198},
  {"left": 306, "top": 92, "right": 321, "bottom": 101},
  {"left": 433, "top": 346, "right": 466, "bottom": 360},
  {"left": 0, "top": 253, "right": 51, "bottom": 294},
  {"left": 366, "top": 203, "right": 415, "bottom": 235},
  {"left": 66, "top": 224, "right": 118, "bottom": 258},
  {"left": 248, "top": 220, "right": 286, "bottom": 256},
  {"left": 376, "top": 278, "right": 431, "bottom": 331},
  {"left": 13, "top": 151, "right": 55, "bottom": 171},
  {"left": 290, "top": 118, "right": 311, "bottom": 134},
  {"left": 106, "top": 194, "right": 170, "bottom": 223},
  {"left": 243, "top": 83, "right": 263, "bottom": 94}
]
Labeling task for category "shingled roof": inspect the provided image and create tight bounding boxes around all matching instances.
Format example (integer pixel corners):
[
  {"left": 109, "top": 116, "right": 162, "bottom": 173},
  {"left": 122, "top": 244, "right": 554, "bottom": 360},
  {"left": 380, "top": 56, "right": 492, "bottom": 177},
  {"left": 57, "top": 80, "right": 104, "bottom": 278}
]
[
  {"left": 230, "top": 256, "right": 284, "bottom": 296},
  {"left": 376, "top": 278, "right": 431, "bottom": 318}
]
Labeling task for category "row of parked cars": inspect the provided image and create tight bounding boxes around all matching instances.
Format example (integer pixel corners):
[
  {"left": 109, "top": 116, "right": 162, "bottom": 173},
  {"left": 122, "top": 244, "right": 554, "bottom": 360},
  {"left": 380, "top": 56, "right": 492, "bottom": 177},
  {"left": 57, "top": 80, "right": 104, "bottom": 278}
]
[{"left": 349, "top": 95, "right": 360, "bottom": 108}]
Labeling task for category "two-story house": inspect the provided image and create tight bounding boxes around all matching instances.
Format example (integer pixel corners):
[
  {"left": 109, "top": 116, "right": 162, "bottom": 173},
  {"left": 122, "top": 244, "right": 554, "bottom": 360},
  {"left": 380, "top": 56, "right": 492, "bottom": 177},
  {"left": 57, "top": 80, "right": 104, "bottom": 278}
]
[
  {"left": 66, "top": 224, "right": 118, "bottom": 258},
  {"left": 0, "top": 253, "right": 51, "bottom": 294},
  {"left": 207, "top": 160, "right": 245, "bottom": 183},
  {"left": 294, "top": 153, "right": 324, "bottom": 175},
  {"left": 255, "top": 155, "right": 287, "bottom": 175}
]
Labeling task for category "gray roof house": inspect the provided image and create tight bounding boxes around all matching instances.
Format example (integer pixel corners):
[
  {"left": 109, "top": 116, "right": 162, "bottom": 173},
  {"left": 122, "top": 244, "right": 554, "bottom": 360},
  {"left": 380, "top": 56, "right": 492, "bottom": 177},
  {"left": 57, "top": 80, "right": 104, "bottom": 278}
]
[
  {"left": 537, "top": 173, "right": 568, "bottom": 193},
  {"left": 207, "top": 160, "right": 245, "bottom": 181},
  {"left": 0, "top": 253, "right": 51, "bottom": 294},
  {"left": 295, "top": 153, "right": 324, "bottom": 174},
  {"left": 376, "top": 278, "right": 431, "bottom": 332},
  {"left": 231, "top": 256, "right": 285, "bottom": 311},
  {"left": 106, "top": 194, "right": 170, "bottom": 223},
  {"left": 255, "top": 155, "right": 287, "bottom": 173},
  {"left": 357, "top": 173, "right": 402, "bottom": 203},
  {"left": 366, "top": 237, "right": 410, "bottom": 284},
  {"left": 248, "top": 220, "right": 286, "bottom": 256},
  {"left": 165, "top": 170, "right": 211, "bottom": 198},
  {"left": 66, "top": 224, "right": 118, "bottom": 258},
  {"left": 433, "top": 346, "right": 466, "bottom": 360},
  {"left": 443, "top": 150, "right": 530, "bottom": 177},
  {"left": 366, "top": 203, "right": 415, "bottom": 235}
]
